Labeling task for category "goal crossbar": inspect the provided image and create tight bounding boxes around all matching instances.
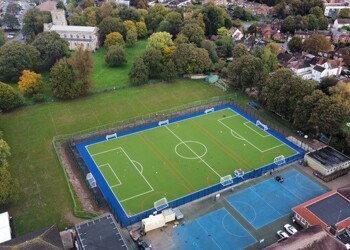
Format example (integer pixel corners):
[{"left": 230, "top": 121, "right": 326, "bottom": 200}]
[
  {"left": 205, "top": 108, "right": 214, "bottom": 114},
  {"left": 220, "top": 175, "right": 233, "bottom": 186},
  {"left": 106, "top": 133, "right": 117, "bottom": 140},
  {"left": 256, "top": 120, "right": 268, "bottom": 131},
  {"left": 274, "top": 155, "right": 286, "bottom": 166},
  {"left": 158, "top": 119, "right": 169, "bottom": 126}
]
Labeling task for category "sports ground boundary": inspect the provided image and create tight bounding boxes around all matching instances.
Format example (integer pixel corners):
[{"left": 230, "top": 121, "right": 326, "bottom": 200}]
[{"left": 71, "top": 103, "right": 305, "bottom": 227}]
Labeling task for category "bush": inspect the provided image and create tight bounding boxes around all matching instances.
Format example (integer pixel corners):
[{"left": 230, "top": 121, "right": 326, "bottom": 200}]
[
  {"left": 32, "top": 93, "right": 46, "bottom": 103},
  {"left": 0, "top": 82, "right": 23, "bottom": 111},
  {"left": 105, "top": 45, "right": 127, "bottom": 67}
]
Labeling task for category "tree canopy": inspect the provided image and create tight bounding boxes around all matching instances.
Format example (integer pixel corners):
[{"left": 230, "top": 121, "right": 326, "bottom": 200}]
[
  {"left": 22, "top": 9, "right": 52, "bottom": 42},
  {"left": 0, "top": 82, "right": 23, "bottom": 111},
  {"left": 302, "top": 34, "right": 331, "bottom": 54}
]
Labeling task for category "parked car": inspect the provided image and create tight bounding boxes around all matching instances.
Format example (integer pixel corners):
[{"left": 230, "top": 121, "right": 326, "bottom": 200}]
[
  {"left": 138, "top": 239, "right": 152, "bottom": 250},
  {"left": 277, "top": 230, "right": 289, "bottom": 240},
  {"left": 284, "top": 224, "right": 298, "bottom": 235},
  {"left": 275, "top": 175, "right": 284, "bottom": 183}
]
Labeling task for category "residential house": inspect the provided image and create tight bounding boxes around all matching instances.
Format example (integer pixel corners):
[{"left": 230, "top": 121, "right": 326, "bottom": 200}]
[
  {"left": 229, "top": 27, "right": 243, "bottom": 41},
  {"left": 294, "top": 30, "right": 332, "bottom": 42},
  {"left": 115, "top": 0, "right": 130, "bottom": 6},
  {"left": 277, "top": 53, "right": 297, "bottom": 67},
  {"left": 333, "top": 19, "right": 350, "bottom": 30},
  {"left": 332, "top": 29, "right": 350, "bottom": 43}
]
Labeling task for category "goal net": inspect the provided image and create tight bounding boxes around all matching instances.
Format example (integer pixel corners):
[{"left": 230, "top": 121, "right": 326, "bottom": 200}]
[
  {"left": 274, "top": 155, "right": 286, "bottom": 166},
  {"left": 154, "top": 197, "right": 169, "bottom": 211},
  {"left": 86, "top": 173, "right": 96, "bottom": 188},
  {"left": 256, "top": 120, "right": 268, "bottom": 131},
  {"left": 220, "top": 175, "right": 233, "bottom": 186}
]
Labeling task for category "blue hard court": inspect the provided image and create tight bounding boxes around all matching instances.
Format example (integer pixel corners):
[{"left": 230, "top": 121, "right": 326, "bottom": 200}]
[
  {"left": 172, "top": 208, "right": 256, "bottom": 250},
  {"left": 225, "top": 168, "right": 327, "bottom": 229}
]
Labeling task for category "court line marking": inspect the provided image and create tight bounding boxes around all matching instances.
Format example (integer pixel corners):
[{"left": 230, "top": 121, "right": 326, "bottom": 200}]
[
  {"left": 196, "top": 220, "right": 223, "bottom": 250},
  {"left": 164, "top": 126, "right": 221, "bottom": 178},
  {"left": 99, "top": 163, "right": 122, "bottom": 187},
  {"left": 132, "top": 160, "right": 144, "bottom": 174},
  {"left": 218, "top": 118, "right": 285, "bottom": 153},
  {"left": 243, "top": 122, "right": 270, "bottom": 138}
]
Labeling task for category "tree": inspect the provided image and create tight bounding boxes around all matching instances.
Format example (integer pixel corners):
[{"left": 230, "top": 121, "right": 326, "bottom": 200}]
[
  {"left": 217, "top": 27, "right": 229, "bottom": 37},
  {"left": 119, "top": 7, "right": 141, "bottom": 22},
  {"left": 0, "top": 82, "right": 23, "bottom": 111},
  {"left": 0, "top": 29, "right": 6, "bottom": 47},
  {"left": 31, "top": 31, "right": 70, "bottom": 71},
  {"left": 318, "top": 76, "right": 338, "bottom": 94},
  {"left": 147, "top": 32, "right": 174, "bottom": 52},
  {"left": 123, "top": 20, "right": 137, "bottom": 33},
  {"left": 104, "top": 45, "right": 127, "bottom": 67},
  {"left": 129, "top": 57, "right": 149, "bottom": 85},
  {"left": 310, "top": 6, "right": 324, "bottom": 18},
  {"left": 318, "top": 16, "right": 329, "bottom": 30},
  {"left": 126, "top": 29, "right": 137, "bottom": 47},
  {"left": 329, "top": 81, "right": 350, "bottom": 114},
  {"left": 22, "top": 9, "right": 52, "bottom": 42},
  {"left": 2, "top": 13, "right": 19, "bottom": 30},
  {"left": 174, "top": 33, "right": 189, "bottom": 45},
  {"left": 339, "top": 9, "right": 350, "bottom": 19},
  {"left": 98, "top": 17, "right": 126, "bottom": 43},
  {"left": 68, "top": 13, "right": 83, "bottom": 25},
  {"left": 69, "top": 47, "right": 94, "bottom": 95},
  {"left": 232, "top": 44, "right": 249, "bottom": 59},
  {"left": 161, "top": 59, "right": 177, "bottom": 82},
  {"left": 145, "top": 4, "right": 170, "bottom": 32},
  {"left": 50, "top": 58, "right": 79, "bottom": 99},
  {"left": 307, "top": 14, "right": 319, "bottom": 30},
  {"left": 281, "top": 16, "right": 295, "bottom": 33},
  {"left": 215, "top": 36, "right": 234, "bottom": 58},
  {"left": 136, "top": 21, "right": 147, "bottom": 38},
  {"left": 202, "top": 2, "right": 232, "bottom": 36},
  {"left": 201, "top": 40, "right": 219, "bottom": 63},
  {"left": 104, "top": 32, "right": 125, "bottom": 49},
  {"left": 18, "top": 70, "right": 42, "bottom": 96},
  {"left": 0, "top": 42, "right": 40, "bottom": 82},
  {"left": 174, "top": 43, "right": 212, "bottom": 74},
  {"left": 134, "top": 0, "right": 148, "bottom": 9},
  {"left": 56, "top": 1, "right": 65, "bottom": 10},
  {"left": 85, "top": 9, "right": 97, "bottom": 26},
  {"left": 100, "top": 2, "right": 114, "bottom": 18},
  {"left": 302, "top": 34, "right": 331, "bottom": 54},
  {"left": 142, "top": 47, "right": 163, "bottom": 78},
  {"left": 180, "top": 23, "right": 205, "bottom": 46},
  {"left": 342, "top": 47, "right": 350, "bottom": 68},
  {"left": 227, "top": 55, "right": 265, "bottom": 92},
  {"left": 288, "top": 36, "right": 303, "bottom": 53},
  {"left": 157, "top": 20, "right": 170, "bottom": 33},
  {"left": 261, "top": 43, "right": 279, "bottom": 73},
  {"left": 247, "top": 24, "right": 257, "bottom": 34},
  {"left": 82, "top": 0, "right": 95, "bottom": 9}
]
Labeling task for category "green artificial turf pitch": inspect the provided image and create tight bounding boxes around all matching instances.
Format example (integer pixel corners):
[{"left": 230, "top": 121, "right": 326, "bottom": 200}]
[{"left": 86, "top": 108, "right": 297, "bottom": 216}]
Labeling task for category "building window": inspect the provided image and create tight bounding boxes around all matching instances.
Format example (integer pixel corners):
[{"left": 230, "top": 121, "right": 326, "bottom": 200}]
[
  {"left": 295, "top": 213, "right": 300, "bottom": 220},
  {"left": 83, "top": 35, "right": 85, "bottom": 39},
  {"left": 71, "top": 35, "right": 73, "bottom": 38},
  {"left": 301, "top": 218, "right": 306, "bottom": 225},
  {"left": 77, "top": 35, "right": 79, "bottom": 39},
  {"left": 89, "top": 36, "right": 92, "bottom": 39}
]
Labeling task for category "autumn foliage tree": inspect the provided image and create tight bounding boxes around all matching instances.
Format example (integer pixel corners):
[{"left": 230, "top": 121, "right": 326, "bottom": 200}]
[
  {"left": 104, "top": 32, "right": 125, "bottom": 49},
  {"left": 18, "top": 70, "right": 43, "bottom": 96},
  {"left": 302, "top": 34, "right": 331, "bottom": 54}
]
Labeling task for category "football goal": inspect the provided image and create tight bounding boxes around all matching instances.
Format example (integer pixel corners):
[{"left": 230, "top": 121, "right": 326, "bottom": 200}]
[
  {"left": 86, "top": 173, "right": 97, "bottom": 188},
  {"left": 274, "top": 155, "right": 286, "bottom": 166},
  {"left": 205, "top": 107, "right": 214, "bottom": 114},
  {"left": 234, "top": 169, "right": 245, "bottom": 178},
  {"left": 256, "top": 120, "right": 268, "bottom": 131},
  {"left": 220, "top": 175, "right": 233, "bottom": 186},
  {"left": 154, "top": 197, "right": 169, "bottom": 211},
  {"left": 106, "top": 133, "right": 117, "bottom": 140},
  {"left": 158, "top": 120, "right": 169, "bottom": 126}
]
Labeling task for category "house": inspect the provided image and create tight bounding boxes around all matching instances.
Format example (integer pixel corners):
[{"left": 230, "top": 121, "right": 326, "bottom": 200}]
[
  {"left": 0, "top": 225, "right": 64, "bottom": 249},
  {"left": 265, "top": 225, "right": 346, "bottom": 250},
  {"left": 293, "top": 186, "right": 350, "bottom": 236},
  {"left": 115, "top": 0, "right": 130, "bottom": 6},
  {"left": 334, "top": 19, "right": 350, "bottom": 30},
  {"left": 332, "top": 29, "right": 350, "bottom": 43},
  {"left": 294, "top": 30, "right": 332, "bottom": 42},
  {"left": 277, "top": 53, "right": 297, "bottom": 67},
  {"left": 36, "top": 0, "right": 57, "bottom": 12},
  {"left": 229, "top": 27, "right": 243, "bottom": 41},
  {"left": 304, "top": 146, "right": 350, "bottom": 179}
]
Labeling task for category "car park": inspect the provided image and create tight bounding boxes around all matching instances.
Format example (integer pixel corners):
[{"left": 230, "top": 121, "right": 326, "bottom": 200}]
[
  {"left": 277, "top": 230, "right": 289, "bottom": 240},
  {"left": 284, "top": 224, "right": 298, "bottom": 235},
  {"left": 275, "top": 175, "right": 284, "bottom": 183}
]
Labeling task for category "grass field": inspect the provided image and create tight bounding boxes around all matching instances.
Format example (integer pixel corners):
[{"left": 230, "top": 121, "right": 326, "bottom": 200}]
[
  {"left": 92, "top": 40, "right": 148, "bottom": 90},
  {"left": 84, "top": 108, "right": 297, "bottom": 215},
  {"left": 0, "top": 80, "right": 226, "bottom": 235}
]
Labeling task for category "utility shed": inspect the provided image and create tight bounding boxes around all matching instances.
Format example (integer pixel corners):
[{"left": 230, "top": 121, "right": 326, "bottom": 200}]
[
  {"left": 142, "top": 214, "right": 166, "bottom": 233},
  {"left": 0, "top": 212, "right": 11, "bottom": 244}
]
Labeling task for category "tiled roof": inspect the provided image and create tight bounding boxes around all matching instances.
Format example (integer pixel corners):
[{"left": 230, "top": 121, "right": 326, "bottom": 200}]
[{"left": 36, "top": 0, "right": 57, "bottom": 12}]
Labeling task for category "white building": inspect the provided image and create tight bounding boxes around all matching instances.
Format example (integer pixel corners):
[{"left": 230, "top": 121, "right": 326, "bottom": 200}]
[
  {"left": 0, "top": 212, "right": 11, "bottom": 244},
  {"left": 51, "top": 9, "right": 67, "bottom": 26},
  {"left": 44, "top": 24, "right": 99, "bottom": 51},
  {"left": 230, "top": 27, "right": 244, "bottom": 41},
  {"left": 333, "top": 18, "right": 350, "bottom": 30},
  {"left": 115, "top": 0, "right": 130, "bottom": 6}
]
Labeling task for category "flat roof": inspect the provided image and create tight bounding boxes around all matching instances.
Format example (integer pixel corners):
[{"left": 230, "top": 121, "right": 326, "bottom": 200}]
[
  {"left": 0, "top": 212, "right": 11, "bottom": 243},
  {"left": 50, "top": 25, "right": 97, "bottom": 32},
  {"left": 307, "top": 194, "right": 350, "bottom": 226},
  {"left": 307, "top": 146, "right": 350, "bottom": 169},
  {"left": 75, "top": 214, "right": 128, "bottom": 250}
]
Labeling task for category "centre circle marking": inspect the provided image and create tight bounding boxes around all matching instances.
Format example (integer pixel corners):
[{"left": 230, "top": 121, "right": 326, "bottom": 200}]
[{"left": 175, "top": 141, "right": 207, "bottom": 160}]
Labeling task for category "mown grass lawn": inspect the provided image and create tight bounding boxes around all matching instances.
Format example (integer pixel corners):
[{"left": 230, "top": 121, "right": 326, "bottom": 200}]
[
  {"left": 0, "top": 80, "right": 226, "bottom": 235},
  {"left": 92, "top": 40, "right": 148, "bottom": 91}
]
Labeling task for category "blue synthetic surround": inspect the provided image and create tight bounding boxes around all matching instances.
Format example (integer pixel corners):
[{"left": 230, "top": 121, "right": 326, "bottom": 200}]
[
  {"left": 172, "top": 208, "right": 257, "bottom": 250},
  {"left": 225, "top": 168, "right": 327, "bottom": 229},
  {"left": 76, "top": 104, "right": 306, "bottom": 227}
]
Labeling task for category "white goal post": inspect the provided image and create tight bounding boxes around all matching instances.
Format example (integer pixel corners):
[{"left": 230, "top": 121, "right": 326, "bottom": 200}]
[
  {"left": 256, "top": 120, "right": 268, "bottom": 131},
  {"left": 220, "top": 175, "right": 233, "bottom": 186},
  {"left": 158, "top": 119, "right": 169, "bottom": 126},
  {"left": 86, "top": 173, "right": 97, "bottom": 188},
  {"left": 204, "top": 108, "right": 214, "bottom": 114},
  {"left": 154, "top": 197, "right": 169, "bottom": 211},
  {"left": 106, "top": 133, "right": 117, "bottom": 140},
  {"left": 274, "top": 155, "right": 286, "bottom": 166}
]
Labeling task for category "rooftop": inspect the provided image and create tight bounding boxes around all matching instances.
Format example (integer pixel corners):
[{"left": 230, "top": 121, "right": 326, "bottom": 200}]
[
  {"left": 337, "top": 19, "right": 350, "bottom": 24},
  {"left": 314, "top": 65, "right": 326, "bottom": 72},
  {"left": 36, "top": 0, "right": 57, "bottom": 12},
  {"left": 50, "top": 25, "right": 97, "bottom": 32},
  {"left": 307, "top": 146, "right": 350, "bottom": 169}
]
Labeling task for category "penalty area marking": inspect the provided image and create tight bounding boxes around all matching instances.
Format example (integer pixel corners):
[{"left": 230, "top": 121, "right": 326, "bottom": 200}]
[{"left": 243, "top": 122, "right": 270, "bottom": 138}]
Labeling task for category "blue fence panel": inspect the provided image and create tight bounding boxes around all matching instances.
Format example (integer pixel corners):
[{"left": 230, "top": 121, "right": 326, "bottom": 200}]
[{"left": 76, "top": 104, "right": 305, "bottom": 227}]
